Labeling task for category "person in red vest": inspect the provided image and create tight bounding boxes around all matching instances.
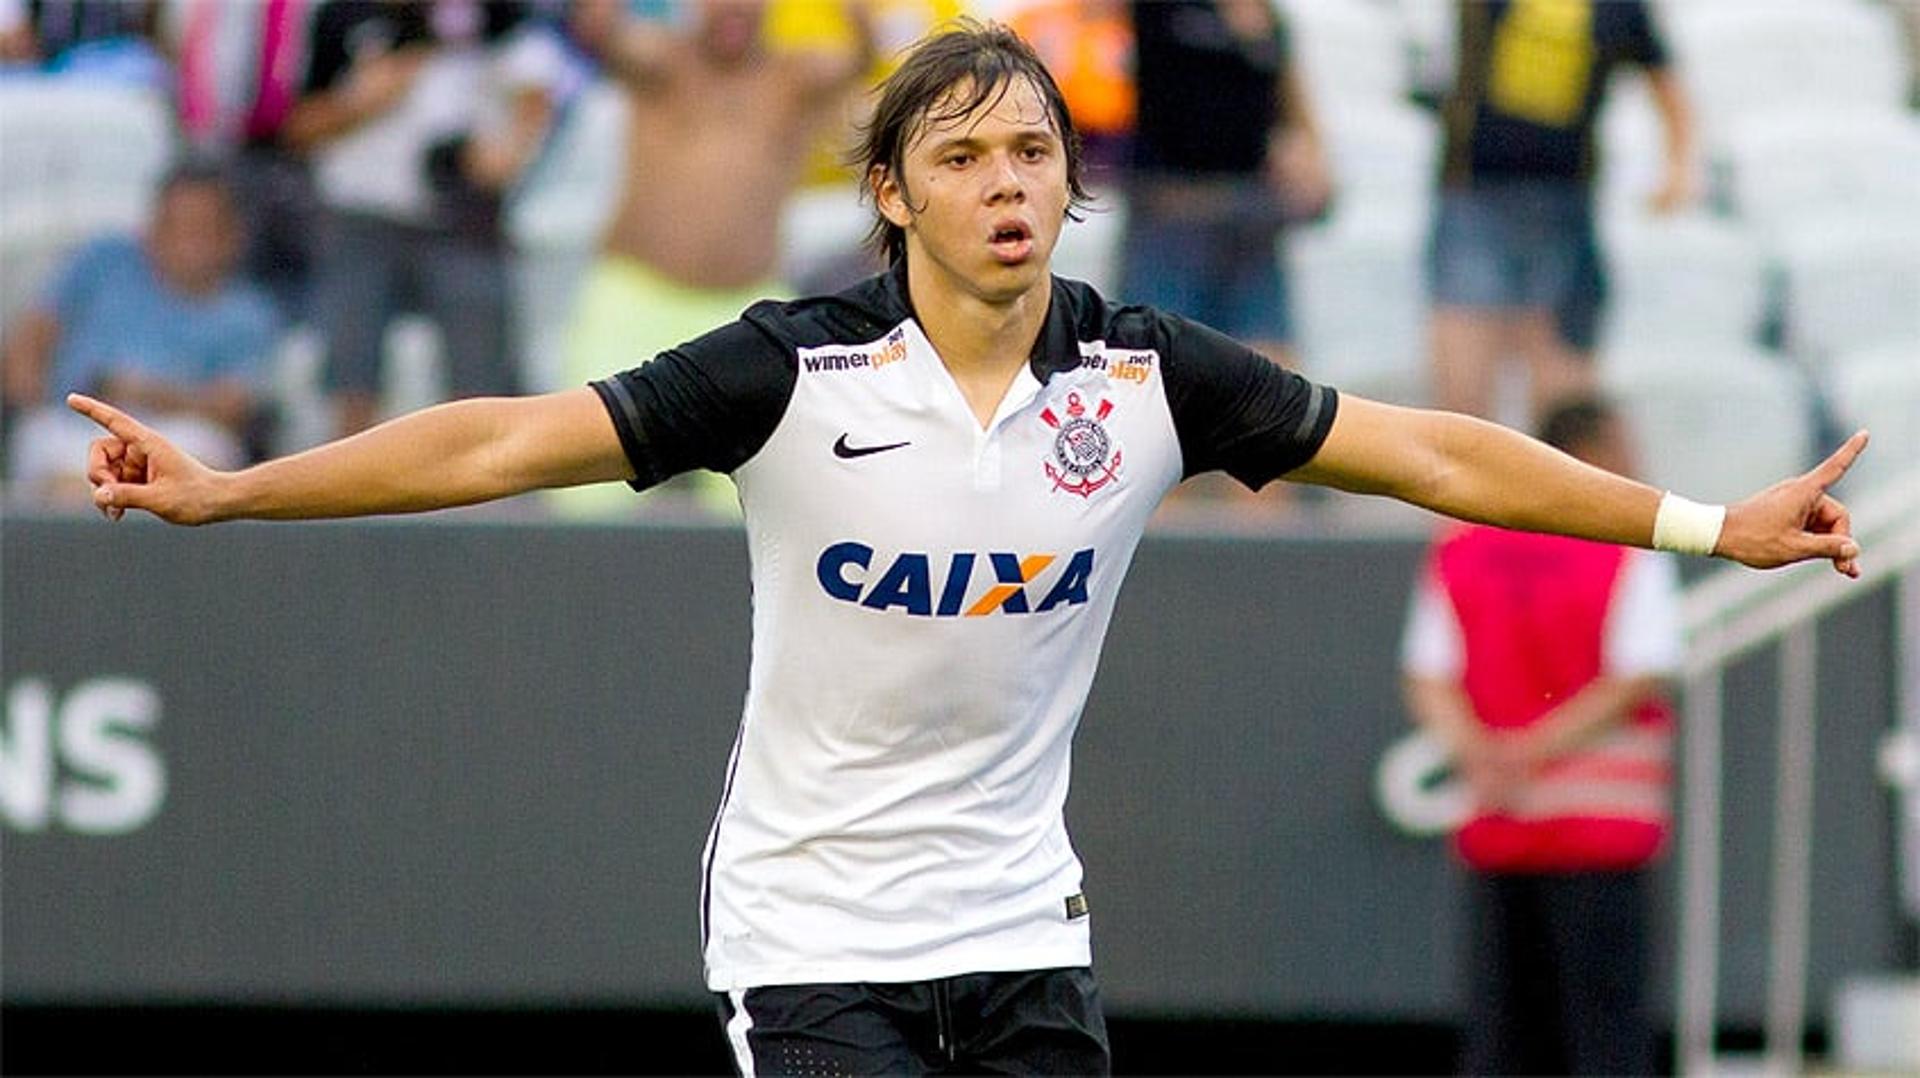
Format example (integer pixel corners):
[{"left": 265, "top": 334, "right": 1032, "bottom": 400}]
[{"left": 1401, "top": 394, "right": 1679, "bottom": 1076}]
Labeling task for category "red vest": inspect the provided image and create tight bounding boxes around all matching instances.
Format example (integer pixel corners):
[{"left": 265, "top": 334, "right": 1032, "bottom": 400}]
[{"left": 1432, "top": 525, "right": 1673, "bottom": 872}]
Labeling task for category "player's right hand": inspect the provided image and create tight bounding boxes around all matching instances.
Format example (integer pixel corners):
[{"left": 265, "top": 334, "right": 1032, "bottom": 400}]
[
  {"left": 1718, "top": 430, "right": 1868, "bottom": 577},
  {"left": 68, "top": 393, "right": 225, "bottom": 525}
]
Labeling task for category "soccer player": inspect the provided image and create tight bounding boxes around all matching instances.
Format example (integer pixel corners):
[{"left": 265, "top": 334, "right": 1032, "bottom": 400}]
[{"left": 69, "top": 22, "right": 1864, "bottom": 1076}]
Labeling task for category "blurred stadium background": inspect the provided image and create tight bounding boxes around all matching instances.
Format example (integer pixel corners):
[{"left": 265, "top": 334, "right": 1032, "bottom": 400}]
[{"left": 3, "top": 0, "right": 1917, "bottom": 1073}]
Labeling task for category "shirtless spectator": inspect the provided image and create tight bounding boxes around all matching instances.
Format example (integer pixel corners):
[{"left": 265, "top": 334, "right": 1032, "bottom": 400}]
[{"left": 555, "top": 0, "right": 872, "bottom": 517}]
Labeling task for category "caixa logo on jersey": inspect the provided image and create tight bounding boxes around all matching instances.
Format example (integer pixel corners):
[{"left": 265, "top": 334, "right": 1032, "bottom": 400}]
[{"left": 817, "top": 543, "right": 1095, "bottom": 616}]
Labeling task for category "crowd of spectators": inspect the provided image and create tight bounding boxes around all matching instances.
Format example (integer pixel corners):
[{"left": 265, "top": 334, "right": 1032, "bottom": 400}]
[{"left": 2, "top": 0, "right": 1915, "bottom": 517}]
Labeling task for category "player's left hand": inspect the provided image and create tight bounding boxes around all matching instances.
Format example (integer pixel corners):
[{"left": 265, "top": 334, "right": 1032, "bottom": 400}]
[{"left": 1716, "top": 430, "right": 1869, "bottom": 577}]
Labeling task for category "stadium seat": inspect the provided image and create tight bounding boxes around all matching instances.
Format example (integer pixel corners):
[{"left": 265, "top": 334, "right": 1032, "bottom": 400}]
[
  {"left": 1665, "top": 0, "right": 1912, "bottom": 134},
  {"left": 1281, "top": 0, "right": 1413, "bottom": 108},
  {"left": 1287, "top": 215, "right": 1428, "bottom": 405},
  {"left": 1601, "top": 344, "right": 1815, "bottom": 504},
  {"left": 1048, "top": 187, "right": 1128, "bottom": 296},
  {"left": 1317, "top": 101, "right": 1439, "bottom": 236},
  {"left": 1723, "top": 108, "right": 1920, "bottom": 235},
  {"left": 1826, "top": 344, "right": 1920, "bottom": 498},
  {"left": 0, "top": 78, "right": 171, "bottom": 321},
  {"left": 1775, "top": 211, "right": 1920, "bottom": 370},
  {"left": 1597, "top": 209, "right": 1767, "bottom": 353},
  {"left": 779, "top": 182, "right": 876, "bottom": 293}
]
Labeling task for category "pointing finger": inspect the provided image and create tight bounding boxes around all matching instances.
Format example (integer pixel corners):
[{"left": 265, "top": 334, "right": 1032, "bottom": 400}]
[
  {"left": 67, "top": 393, "right": 156, "bottom": 446},
  {"left": 1807, "top": 429, "right": 1869, "bottom": 490}
]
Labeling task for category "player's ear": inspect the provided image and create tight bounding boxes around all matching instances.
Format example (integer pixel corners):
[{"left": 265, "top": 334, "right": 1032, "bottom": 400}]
[{"left": 872, "top": 163, "right": 912, "bottom": 228}]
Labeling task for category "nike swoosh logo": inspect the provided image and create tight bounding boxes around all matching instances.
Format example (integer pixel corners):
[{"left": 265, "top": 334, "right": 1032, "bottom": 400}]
[{"left": 833, "top": 434, "right": 911, "bottom": 459}]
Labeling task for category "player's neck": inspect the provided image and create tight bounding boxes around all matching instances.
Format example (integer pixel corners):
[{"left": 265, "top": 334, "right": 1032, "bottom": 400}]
[{"left": 904, "top": 256, "right": 1051, "bottom": 428}]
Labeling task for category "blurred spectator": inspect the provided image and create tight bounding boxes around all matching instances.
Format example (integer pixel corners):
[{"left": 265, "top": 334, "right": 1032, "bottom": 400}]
[
  {"left": 765, "top": 0, "right": 959, "bottom": 296},
  {"left": 768, "top": 0, "right": 960, "bottom": 187},
  {"left": 1121, "top": 0, "right": 1329, "bottom": 512},
  {"left": 171, "top": 0, "right": 322, "bottom": 320},
  {"left": 287, "top": 0, "right": 554, "bottom": 438},
  {"left": 1895, "top": 0, "right": 1920, "bottom": 109},
  {"left": 1400, "top": 394, "right": 1679, "bottom": 1077},
  {"left": 0, "top": 0, "right": 35, "bottom": 63},
  {"left": 0, "top": 0, "right": 170, "bottom": 86},
  {"left": 1427, "top": 0, "right": 1695, "bottom": 422},
  {"left": 1121, "top": 0, "right": 1327, "bottom": 366},
  {"left": 1007, "top": 0, "right": 1134, "bottom": 173},
  {"left": 3, "top": 158, "right": 279, "bottom": 503},
  {"left": 552, "top": 0, "right": 871, "bottom": 517}
]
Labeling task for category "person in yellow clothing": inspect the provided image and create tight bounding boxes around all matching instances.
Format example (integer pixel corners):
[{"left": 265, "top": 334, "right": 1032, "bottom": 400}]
[
  {"left": 768, "top": 0, "right": 969, "bottom": 188},
  {"left": 557, "top": 0, "right": 874, "bottom": 517}
]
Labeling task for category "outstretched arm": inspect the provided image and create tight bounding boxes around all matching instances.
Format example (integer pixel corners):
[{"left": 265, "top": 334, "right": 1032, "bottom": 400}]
[
  {"left": 70, "top": 388, "right": 633, "bottom": 525},
  {"left": 1291, "top": 396, "right": 1867, "bottom": 575}
]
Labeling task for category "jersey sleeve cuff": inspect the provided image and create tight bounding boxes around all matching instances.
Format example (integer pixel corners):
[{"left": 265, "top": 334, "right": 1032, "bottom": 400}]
[{"left": 590, "top": 376, "right": 662, "bottom": 492}]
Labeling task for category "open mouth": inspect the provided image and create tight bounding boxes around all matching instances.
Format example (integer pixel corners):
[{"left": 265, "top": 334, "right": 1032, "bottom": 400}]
[{"left": 989, "top": 222, "right": 1034, "bottom": 262}]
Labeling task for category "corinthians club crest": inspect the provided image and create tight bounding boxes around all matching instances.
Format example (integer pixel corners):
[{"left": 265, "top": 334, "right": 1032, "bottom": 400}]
[{"left": 1040, "top": 391, "right": 1123, "bottom": 497}]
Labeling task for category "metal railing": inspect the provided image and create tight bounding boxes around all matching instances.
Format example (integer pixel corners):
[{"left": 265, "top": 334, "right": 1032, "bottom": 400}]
[{"left": 1676, "top": 472, "right": 1920, "bottom": 1076}]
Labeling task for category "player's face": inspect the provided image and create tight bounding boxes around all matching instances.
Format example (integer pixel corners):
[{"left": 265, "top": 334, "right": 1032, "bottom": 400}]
[{"left": 877, "top": 77, "right": 1070, "bottom": 306}]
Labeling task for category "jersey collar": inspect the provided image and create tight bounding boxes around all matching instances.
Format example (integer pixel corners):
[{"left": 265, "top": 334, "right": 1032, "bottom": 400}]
[{"left": 873, "top": 259, "right": 1085, "bottom": 384}]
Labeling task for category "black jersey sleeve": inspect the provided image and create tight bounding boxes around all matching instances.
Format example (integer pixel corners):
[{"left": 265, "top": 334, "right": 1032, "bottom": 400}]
[
  {"left": 1156, "top": 312, "right": 1339, "bottom": 489},
  {"left": 589, "top": 304, "right": 798, "bottom": 491}
]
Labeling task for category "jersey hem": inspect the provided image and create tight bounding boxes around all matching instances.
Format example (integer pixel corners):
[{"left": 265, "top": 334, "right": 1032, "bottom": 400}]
[{"left": 703, "top": 940, "right": 1094, "bottom": 991}]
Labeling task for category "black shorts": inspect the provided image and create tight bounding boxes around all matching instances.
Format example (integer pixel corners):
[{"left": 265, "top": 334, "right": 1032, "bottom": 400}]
[{"left": 714, "top": 966, "right": 1110, "bottom": 1076}]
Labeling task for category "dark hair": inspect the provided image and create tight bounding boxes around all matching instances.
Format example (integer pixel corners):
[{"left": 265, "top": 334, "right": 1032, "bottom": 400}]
[
  {"left": 849, "top": 19, "right": 1091, "bottom": 265},
  {"left": 1538, "top": 394, "right": 1616, "bottom": 456}
]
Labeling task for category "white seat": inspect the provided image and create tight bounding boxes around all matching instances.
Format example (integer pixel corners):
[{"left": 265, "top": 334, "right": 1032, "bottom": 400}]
[
  {"left": 1723, "top": 108, "right": 1920, "bottom": 235},
  {"left": 1826, "top": 344, "right": 1920, "bottom": 498},
  {"left": 1597, "top": 209, "right": 1767, "bottom": 353},
  {"left": 1317, "top": 101, "right": 1439, "bottom": 234},
  {"left": 1666, "top": 0, "right": 1912, "bottom": 134},
  {"left": 0, "top": 78, "right": 171, "bottom": 321},
  {"left": 1282, "top": 0, "right": 1413, "bottom": 108},
  {"left": 1396, "top": 0, "right": 1457, "bottom": 98},
  {"left": 1601, "top": 345, "right": 1815, "bottom": 504},
  {"left": 1287, "top": 215, "right": 1429, "bottom": 404},
  {"left": 57, "top": 84, "right": 172, "bottom": 239},
  {"left": 1775, "top": 211, "right": 1920, "bottom": 369},
  {"left": 1049, "top": 187, "right": 1128, "bottom": 297},
  {"left": 779, "top": 182, "right": 875, "bottom": 293},
  {"left": 0, "top": 82, "right": 68, "bottom": 251}
]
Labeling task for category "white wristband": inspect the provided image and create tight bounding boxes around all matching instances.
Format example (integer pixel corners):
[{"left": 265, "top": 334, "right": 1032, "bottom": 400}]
[{"left": 1652, "top": 492, "right": 1726, "bottom": 557}]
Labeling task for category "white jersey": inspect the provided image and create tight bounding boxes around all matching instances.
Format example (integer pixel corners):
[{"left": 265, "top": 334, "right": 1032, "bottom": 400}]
[{"left": 592, "top": 263, "right": 1337, "bottom": 991}]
